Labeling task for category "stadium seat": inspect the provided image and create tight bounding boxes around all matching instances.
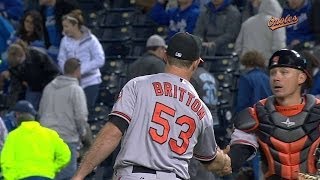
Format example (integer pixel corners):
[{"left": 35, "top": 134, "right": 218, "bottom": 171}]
[
  {"left": 100, "top": 59, "right": 127, "bottom": 75},
  {"left": 107, "top": 0, "right": 136, "bottom": 8},
  {"left": 131, "top": 11, "right": 157, "bottom": 26},
  {"left": 203, "top": 54, "right": 239, "bottom": 73},
  {"left": 128, "top": 40, "right": 146, "bottom": 58},
  {"left": 102, "top": 41, "right": 131, "bottom": 59},
  {"left": 100, "top": 26, "right": 131, "bottom": 42},
  {"left": 99, "top": 8, "right": 135, "bottom": 28}
]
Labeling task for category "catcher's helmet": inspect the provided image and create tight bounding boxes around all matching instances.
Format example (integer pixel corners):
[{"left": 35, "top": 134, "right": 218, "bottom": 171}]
[
  {"left": 269, "top": 49, "right": 312, "bottom": 87},
  {"left": 269, "top": 49, "right": 308, "bottom": 72}
]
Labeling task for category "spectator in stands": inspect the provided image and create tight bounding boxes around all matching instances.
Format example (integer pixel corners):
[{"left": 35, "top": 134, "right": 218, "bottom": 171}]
[
  {"left": 235, "top": 0, "right": 285, "bottom": 66},
  {"left": 191, "top": 65, "right": 219, "bottom": 124},
  {"left": 194, "top": 0, "right": 241, "bottom": 56},
  {"left": 6, "top": 40, "right": 60, "bottom": 110},
  {"left": 0, "top": 0, "right": 24, "bottom": 24},
  {"left": 282, "top": 0, "right": 314, "bottom": 49},
  {"left": 194, "top": 0, "right": 210, "bottom": 8},
  {"left": 39, "top": 0, "right": 79, "bottom": 61},
  {"left": 8, "top": 10, "right": 45, "bottom": 50},
  {"left": 149, "top": 0, "right": 200, "bottom": 38},
  {"left": 0, "top": 0, "right": 23, "bottom": 55},
  {"left": 235, "top": 50, "right": 272, "bottom": 113},
  {"left": 39, "top": 58, "right": 92, "bottom": 180},
  {"left": 0, "top": 58, "right": 9, "bottom": 91},
  {"left": 127, "top": 34, "right": 166, "bottom": 80},
  {"left": 58, "top": 10, "right": 105, "bottom": 111},
  {"left": 311, "top": 0, "right": 320, "bottom": 45},
  {"left": 240, "top": 0, "right": 261, "bottom": 22},
  {"left": 300, "top": 50, "right": 320, "bottom": 97},
  {"left": 0, "top": 100, "right": 71, "bottom": 180},
  {"left": 0, "top": 15, "right": 14, "bottom": 58}
]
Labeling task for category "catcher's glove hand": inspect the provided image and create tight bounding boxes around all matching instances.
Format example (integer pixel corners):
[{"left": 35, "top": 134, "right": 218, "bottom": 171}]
[{"left": 204, "top": 146, "right": 232, "bottom": 176}]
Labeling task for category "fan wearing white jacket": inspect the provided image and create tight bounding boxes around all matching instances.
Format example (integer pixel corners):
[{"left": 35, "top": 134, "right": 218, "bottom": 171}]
[{"left": 58, "top": 9, "right": 105, "bottom": 110}]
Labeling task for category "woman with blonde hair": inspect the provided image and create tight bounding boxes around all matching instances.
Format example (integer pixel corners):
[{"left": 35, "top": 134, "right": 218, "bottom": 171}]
[{"left": 57, "top": 9, "right": 105, "bottom": 111}]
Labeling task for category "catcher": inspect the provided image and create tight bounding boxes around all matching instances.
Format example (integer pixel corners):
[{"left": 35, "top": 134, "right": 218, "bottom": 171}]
[{"left": 230, "top": 49, "right": 320, "bottom": 179}]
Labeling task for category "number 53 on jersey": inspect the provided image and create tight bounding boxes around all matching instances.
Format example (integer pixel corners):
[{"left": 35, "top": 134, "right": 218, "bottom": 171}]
[{"left": 149, "top": 102, "right": 196, "bottom": 155}]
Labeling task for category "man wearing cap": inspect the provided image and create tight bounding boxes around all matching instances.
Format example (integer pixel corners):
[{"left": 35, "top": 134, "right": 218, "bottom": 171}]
[
  {"left": 229, "top": 49, "right": 320, "bottom": 179},
  {"left": 127, "top": 34, "right": 167, "bottom": 81},
  {"left": 0, "top": 100, "right": 71, "bottom": 180},
  {"left": 72, "top": 32, "right": 232, "bottom": 180}
]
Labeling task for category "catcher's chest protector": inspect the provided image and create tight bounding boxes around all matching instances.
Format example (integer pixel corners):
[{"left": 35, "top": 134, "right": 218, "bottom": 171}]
[{"left": 255, "top": 95, "right": 320, "bottom": 179}]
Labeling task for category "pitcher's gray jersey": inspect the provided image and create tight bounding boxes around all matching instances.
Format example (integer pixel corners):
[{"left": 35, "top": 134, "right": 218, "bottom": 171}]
[{"left": 109, "top": 73, "right": 218, "bottom": 179}]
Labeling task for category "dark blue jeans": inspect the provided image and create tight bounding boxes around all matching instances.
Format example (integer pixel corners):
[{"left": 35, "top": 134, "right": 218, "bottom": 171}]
[
  {"left": 83, "top": 84, "right": 100, "bottom": 111},
  {"left": 25, "top": 89, "right": 42, "bottom": 111},
  {"left": 55, "top": 143, "right": 78, "bottom": 180},
  {"left": 22, "top": 177, "right": 52, "bottom": 180}
]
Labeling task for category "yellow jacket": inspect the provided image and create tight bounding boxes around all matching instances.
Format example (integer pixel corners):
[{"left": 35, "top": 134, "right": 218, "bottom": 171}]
[{"left": 0, "top": 121, "right": 71, "bottom": 180}]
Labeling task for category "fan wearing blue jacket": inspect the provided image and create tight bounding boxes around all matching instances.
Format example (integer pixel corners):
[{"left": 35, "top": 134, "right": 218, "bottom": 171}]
[
  {"left": 282, "top": 0, "right": 314, "bottom": 48},
  {"left": 300, "top": 50, "right": 320, "bottom": 97},
  {"left": 0, "top": 0, "right": 24, "bottom": 22},
  {"left": 149, "top": 0, "right": 200, "bottom": 39},
  {"left": 235, "top": 50, "right": 272, "bottom": 113}
]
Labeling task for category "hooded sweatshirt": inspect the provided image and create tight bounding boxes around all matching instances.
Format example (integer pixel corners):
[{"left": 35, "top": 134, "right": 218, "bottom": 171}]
[
  {"left": 39, "top": 75, "right": 88, "bottom": 143},
  {"left": 235, "top": 0, "right": 286, "bottom": 64}
]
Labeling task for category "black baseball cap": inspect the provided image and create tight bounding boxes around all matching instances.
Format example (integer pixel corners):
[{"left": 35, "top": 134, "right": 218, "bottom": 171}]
[
  {"left": 12, "top": 100, "right": 37, "bottom": 116},
  {"left": 167, "top": 32, "right": 202, "bottom": 61}
]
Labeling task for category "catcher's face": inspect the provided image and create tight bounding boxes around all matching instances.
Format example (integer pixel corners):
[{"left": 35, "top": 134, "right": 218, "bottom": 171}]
[{"left": 269, "top": 67, "right": 306, "bottom": 99}]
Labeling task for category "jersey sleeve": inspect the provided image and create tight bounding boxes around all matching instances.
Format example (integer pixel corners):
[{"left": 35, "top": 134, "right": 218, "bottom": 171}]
[
  {"left": 109, "top": 80, "right": 137, "bottom": 124},
  {"left": 193, "top": 109, "right": 218, "bottom": 161},
  {"left": 231, "top": 106, "right": 259, "bottom": 149}
]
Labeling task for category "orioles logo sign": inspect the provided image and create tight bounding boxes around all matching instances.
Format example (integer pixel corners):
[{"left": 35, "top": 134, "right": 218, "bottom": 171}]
[
  {"left": 272, "top": 56, "right": 279, "bottom": 64},
  {"left": 268, "top": 15, "right": 299, "bottom": 31}
]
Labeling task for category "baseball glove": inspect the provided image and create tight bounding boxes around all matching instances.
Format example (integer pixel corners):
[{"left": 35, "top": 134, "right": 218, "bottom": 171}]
[{"left": 203, "top": 148, "right": 232, "bottom": 176}]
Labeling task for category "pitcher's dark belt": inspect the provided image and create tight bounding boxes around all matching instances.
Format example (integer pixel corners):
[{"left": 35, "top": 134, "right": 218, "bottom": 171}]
[{"left": 132, "top": 165, "right": 184, "bottom": 179}]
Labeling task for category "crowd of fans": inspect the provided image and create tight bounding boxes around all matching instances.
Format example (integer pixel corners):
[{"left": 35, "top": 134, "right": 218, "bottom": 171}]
[{"left": 0, "top": 0, "right": 320, "bottom": 179}]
